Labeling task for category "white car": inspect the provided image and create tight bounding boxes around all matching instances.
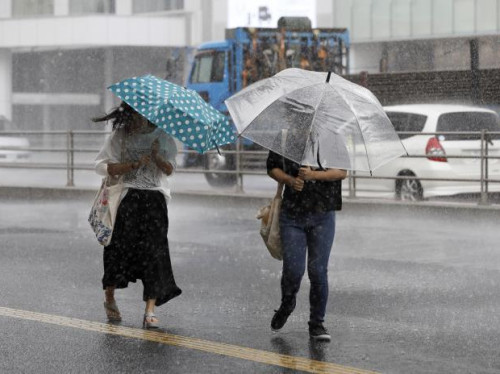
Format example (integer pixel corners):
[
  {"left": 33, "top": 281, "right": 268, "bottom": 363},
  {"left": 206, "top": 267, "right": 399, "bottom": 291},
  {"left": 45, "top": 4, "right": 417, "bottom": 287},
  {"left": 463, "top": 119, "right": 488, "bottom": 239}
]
[
  {"left": 353, "top": 104, "right": 500, "bottom": 200},
  {"left": 0, "top": 117, "right": 30, "bottom": 162}
]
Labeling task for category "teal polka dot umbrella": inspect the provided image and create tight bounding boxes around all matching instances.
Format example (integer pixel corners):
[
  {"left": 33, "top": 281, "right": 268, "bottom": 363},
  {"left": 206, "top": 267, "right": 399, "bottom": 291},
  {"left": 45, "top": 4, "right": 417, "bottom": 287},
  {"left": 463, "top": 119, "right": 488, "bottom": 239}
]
[{"left": 108, "top": 74, "right": 236, "bottom": 153}]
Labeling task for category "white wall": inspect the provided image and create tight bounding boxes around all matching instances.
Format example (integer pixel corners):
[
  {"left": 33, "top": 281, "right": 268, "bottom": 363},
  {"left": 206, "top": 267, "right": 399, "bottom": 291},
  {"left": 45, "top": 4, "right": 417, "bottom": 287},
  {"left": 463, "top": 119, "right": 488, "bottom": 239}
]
[
  {"left": 226, "top": 0, "right": 318, "bottom": 28},
  {"left": 316, "top": 0, "right": 334, "bottom": 27},
  {"left": 115, "top": 0, "right": 133, "bottom": 15},
  {"left": 0, "top": 16, "right": 188, "bottom": 49},
  {"left": 332, "top": 0, "right": 500, "bottom": 42},
  {"left": 184, "top": 0, "right": 204, "bottom": 45},
  {"left": 0, "top": 0, "right": 11, "bottom": 18},
  {"left": 54, "top": 0, "right": 69, "bottom": 16},
  {"left": 212, "top": 0, "right": 227, "bottom": 41}
]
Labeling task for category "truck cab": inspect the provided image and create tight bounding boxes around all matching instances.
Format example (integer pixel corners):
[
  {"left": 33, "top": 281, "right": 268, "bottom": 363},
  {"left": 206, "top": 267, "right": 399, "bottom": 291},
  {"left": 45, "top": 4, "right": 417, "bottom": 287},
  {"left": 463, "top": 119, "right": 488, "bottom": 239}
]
[{"left": 188, "top": 40, "right": 232, "bottom": 115}]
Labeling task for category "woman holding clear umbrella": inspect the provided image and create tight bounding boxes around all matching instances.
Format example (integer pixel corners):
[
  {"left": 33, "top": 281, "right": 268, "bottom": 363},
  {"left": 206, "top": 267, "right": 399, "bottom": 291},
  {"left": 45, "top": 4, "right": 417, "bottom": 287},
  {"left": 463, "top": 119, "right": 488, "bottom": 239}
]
[
  {"left": 226, "top": 68, "right": 406, "bottom": 341},
  {"left": 92, "top": 101, "right": 182, "bottom": 329},
  {"left": 266, "top": 153, "right": 346, "bottom": 341}
]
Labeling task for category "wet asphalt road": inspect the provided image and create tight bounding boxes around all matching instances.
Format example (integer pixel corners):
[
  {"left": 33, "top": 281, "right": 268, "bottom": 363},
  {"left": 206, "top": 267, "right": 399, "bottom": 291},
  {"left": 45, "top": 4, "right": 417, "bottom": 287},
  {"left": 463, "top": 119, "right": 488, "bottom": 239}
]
[{"left": 1, "top": 194, "right": 500, "bottom": 373}]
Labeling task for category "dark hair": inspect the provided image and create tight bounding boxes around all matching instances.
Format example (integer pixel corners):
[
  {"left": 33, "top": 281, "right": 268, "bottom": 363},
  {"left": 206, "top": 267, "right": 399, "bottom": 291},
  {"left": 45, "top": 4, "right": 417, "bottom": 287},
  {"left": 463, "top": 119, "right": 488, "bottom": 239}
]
[{"left": 92, "top": 101, "right": 136, "bottom": 130}]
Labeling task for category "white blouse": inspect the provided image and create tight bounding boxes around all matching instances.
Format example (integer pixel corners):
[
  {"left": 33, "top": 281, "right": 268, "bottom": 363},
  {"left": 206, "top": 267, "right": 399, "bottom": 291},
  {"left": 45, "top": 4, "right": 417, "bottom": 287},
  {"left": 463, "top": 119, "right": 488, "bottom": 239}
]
[{"left": 95, "top": 127, "right": 178, "bottom": 204}]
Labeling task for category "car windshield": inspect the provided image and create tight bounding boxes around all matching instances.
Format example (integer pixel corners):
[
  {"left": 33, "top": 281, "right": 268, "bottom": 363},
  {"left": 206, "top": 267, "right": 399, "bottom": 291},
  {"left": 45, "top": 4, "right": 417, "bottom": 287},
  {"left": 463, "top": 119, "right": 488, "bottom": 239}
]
[
  {"left": 437, "top": 112, "right": 500, "bottom": 140},
  {"left": 386, "top": 112, "right": 427, "bottom": 139},
  {"left": 190, "top": 50, "right": 225, "bottom": 83}
]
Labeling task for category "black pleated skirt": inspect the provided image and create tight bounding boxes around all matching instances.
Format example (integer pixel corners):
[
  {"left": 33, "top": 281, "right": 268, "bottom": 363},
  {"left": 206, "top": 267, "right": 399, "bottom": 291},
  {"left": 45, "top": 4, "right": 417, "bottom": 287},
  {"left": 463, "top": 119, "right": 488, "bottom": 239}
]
[{"left": 102, "top": 189, "right": 182, "bottom": 307}]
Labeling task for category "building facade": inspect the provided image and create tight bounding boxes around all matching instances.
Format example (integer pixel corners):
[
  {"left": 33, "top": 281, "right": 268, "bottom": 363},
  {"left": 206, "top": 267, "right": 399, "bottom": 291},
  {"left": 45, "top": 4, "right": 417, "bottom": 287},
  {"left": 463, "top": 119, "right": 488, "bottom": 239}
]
[
  {"left": 2, "top": 0, "right": 500, "bottom": 132},
  {"left": 328, "top": 0, "right": 500, "bottom": 73},
  {"left": 0, "top": 0, "right": 214, "bottom": 131}
]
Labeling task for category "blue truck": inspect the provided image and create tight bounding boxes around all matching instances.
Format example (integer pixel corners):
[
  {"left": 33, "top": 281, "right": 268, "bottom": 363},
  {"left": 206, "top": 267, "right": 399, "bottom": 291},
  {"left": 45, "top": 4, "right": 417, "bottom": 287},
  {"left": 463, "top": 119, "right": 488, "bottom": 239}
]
[{"left": 185, "top": 17, "right": 350, "bottom": 186}]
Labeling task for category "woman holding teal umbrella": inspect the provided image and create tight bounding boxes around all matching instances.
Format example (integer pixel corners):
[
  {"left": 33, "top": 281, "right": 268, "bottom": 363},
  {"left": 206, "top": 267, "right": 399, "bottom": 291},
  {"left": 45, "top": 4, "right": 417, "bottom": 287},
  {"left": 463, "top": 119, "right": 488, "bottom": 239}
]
[
  {"left": 92, "top": 74, "right": 235, "bottom": 328},
  {"left": 93, "top": 101, "right": 182, "bottom": 329}
]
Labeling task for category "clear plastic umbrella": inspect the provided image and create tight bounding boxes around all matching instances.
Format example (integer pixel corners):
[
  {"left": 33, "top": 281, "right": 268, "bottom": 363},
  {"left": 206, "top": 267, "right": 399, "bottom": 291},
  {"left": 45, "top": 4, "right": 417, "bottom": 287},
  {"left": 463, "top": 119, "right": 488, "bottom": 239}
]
[{"left": 225, "top": 68, "right": 407, "bottom": 173}]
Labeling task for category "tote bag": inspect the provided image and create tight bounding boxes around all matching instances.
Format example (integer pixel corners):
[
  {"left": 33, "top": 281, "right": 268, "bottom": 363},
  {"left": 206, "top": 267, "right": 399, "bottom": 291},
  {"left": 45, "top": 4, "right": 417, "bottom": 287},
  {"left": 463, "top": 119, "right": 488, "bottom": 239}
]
[
  {"left": 88, "top": 133, "right": 124, "bottom": 246},
  {"left": 88, "top": 175, "right": 123, "bottom": 246},
  {"left": 256, "top": 130, "right": 288, "bottom": 260},
  {"left": 256, "top": 183, "right": 284, "bottom": 260}
]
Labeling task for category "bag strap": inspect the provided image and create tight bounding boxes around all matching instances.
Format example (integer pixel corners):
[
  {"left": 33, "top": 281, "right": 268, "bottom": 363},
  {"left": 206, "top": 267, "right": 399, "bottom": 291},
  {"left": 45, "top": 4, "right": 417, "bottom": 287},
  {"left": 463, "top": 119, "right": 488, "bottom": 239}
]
[
  {"left": 276, "top": 182, "right": 284, "bottom": 198},
  {"left": 275, "top": 129, "right": 288, "bottom": 198}
]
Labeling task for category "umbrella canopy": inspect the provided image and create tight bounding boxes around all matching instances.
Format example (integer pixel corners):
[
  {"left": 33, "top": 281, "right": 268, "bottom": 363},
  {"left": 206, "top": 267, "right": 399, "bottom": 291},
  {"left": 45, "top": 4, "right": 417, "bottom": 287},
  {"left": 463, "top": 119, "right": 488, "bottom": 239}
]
[
  {"left": 108, "top": 74, "right": 236, "bottom": 154},
  {"left": 225, "top": 68, "right": 407, "bottom": 172}
]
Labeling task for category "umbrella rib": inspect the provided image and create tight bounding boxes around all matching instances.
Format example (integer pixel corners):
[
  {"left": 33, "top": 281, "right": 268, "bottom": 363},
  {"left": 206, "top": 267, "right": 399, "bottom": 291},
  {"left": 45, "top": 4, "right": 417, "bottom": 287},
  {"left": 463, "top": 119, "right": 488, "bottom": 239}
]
[
  {"left": 325, "top": 85, "right": 373, "bottom": 173},
  {"left": 300, "top": 85, "right": 328, "bottom": 168},
  {"left": 239, "top": 81, "right": 325, "bottom": 135}
]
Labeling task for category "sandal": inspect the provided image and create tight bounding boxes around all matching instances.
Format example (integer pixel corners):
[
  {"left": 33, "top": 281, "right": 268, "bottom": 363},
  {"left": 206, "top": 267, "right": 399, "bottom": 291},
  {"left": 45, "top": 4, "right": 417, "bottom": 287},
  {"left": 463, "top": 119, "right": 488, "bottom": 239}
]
[
  {"left": 143, "top": 312, "right": 159, "bottom": 329},
  {"left": 104, "top": 300, "right": 122, "bottom": 322}
]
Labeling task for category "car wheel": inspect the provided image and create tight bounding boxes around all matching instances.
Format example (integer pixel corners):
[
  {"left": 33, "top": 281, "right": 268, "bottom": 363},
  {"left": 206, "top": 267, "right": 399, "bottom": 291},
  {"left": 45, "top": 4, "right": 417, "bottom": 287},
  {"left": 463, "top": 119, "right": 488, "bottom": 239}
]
[
  {"left": 396, "top": 173, "right": 423, "bottom": 201},
  {"left": 203, "top": 152, "right": 237, "bottom": 187}
]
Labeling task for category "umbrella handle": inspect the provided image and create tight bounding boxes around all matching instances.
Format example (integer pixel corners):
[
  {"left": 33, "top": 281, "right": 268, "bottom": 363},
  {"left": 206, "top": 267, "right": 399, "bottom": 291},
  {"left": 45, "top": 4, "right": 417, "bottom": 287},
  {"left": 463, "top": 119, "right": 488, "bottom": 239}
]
[
  {"left": 209, "top": 125, "right": 222, "bottom": 155},
  {"left": 316, "top": 143, "right": 325, "bottom": 171},
  {"left": 316, "top": 152, "right": 324, "bottom": 171}
]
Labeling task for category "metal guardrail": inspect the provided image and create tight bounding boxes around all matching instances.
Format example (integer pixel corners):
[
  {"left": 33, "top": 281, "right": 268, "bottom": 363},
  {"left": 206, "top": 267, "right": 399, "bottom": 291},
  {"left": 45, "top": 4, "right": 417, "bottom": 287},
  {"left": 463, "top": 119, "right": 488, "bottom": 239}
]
[{"left": 1, "top": 130, "right": 500, "bottom": 204}]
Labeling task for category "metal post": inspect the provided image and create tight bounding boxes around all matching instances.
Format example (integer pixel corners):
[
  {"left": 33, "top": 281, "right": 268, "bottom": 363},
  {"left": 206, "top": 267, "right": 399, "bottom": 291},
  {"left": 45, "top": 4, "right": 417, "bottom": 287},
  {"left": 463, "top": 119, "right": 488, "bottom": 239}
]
[
  {"left": 479, "top": 129, "right": 487, "bottom": 204},
  {"left": 349, "top": 171, "right": 356, "bottom": 198},
  {"left": 348, "top": 171, "right": 353, "bottom": 198},
  {"left": 235, "top": 137, "right": 243, "bottom": 193},
  {"left": 66, "top": 130, "right": 74, "bottom": 187},
  {"left": 485, "top": 130, "right": 490, "bottom": 198}
]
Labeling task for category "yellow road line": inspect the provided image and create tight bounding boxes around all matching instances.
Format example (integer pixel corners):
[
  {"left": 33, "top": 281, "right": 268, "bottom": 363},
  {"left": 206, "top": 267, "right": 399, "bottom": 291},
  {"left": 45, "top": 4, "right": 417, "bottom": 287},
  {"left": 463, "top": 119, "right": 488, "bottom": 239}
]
[{"left": 0, "top": 307, "right": 379, "bottom": 374}]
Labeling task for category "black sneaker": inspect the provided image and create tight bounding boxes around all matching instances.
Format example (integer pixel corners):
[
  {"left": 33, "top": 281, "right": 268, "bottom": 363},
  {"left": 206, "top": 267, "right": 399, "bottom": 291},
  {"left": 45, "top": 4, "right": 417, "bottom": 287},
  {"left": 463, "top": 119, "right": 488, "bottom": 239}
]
[
  {"left": 271, "top": 306, "right": 293, "bottom": 331},
  {"left": 309, "top": 323, "right": 331, "bottom": 341}
]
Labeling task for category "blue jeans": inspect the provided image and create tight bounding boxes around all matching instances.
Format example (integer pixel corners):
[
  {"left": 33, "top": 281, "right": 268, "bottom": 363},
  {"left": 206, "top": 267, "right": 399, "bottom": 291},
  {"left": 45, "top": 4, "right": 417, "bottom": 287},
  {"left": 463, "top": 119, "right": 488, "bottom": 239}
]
[{"left": 279, "top": 210, "right": 336, "bottom": 324}]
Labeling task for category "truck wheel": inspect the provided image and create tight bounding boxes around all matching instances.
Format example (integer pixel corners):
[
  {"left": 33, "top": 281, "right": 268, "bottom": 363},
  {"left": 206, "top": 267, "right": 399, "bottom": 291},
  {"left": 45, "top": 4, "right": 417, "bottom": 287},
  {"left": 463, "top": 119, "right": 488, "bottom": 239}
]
[
  {"left": 204, "top": 152, "right": 237, "bottom": 187},
  {"left": 395, "top": 172, "right": 423, "bottom": 201}
]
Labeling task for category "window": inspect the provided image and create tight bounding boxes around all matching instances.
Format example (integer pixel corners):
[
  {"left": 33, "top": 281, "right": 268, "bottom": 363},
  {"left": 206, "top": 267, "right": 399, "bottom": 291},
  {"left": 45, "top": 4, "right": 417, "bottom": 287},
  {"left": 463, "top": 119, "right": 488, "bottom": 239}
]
[
  {"left": 133, "top": 0, "right": 183, "bottom": 13},
  {"left": 437, "top": 112, "right": 500, "bottom": 140},
  {"left": 386, "top": 112, "right": 427, "bottom": 139},
  {"left": 12, "top": 0, "right": 53, "bottom": 17},
  {"left": 69, "top": 0, "right": 115, "bottom": 15},
  {"left": 190, "top": 51, "right": 225, "bottom": 83}
]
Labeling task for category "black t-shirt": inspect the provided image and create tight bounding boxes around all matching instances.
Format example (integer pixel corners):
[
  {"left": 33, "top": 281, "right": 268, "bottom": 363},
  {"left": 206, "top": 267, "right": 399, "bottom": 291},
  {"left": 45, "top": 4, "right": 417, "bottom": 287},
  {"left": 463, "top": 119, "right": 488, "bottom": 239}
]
[{"left": 266, "top": 151, "right": 342, "bottom": 215}]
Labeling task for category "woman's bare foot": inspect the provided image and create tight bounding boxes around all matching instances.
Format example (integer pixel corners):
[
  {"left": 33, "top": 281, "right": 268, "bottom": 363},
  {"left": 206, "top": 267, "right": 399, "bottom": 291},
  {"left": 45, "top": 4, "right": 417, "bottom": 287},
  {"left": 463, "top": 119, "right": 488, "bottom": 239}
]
[
  {"left": 104, "top": 300, "right": 122, "bottom": 321},
  {"left": 104, "top": 287, "right": 121, "bottom": 321}
]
